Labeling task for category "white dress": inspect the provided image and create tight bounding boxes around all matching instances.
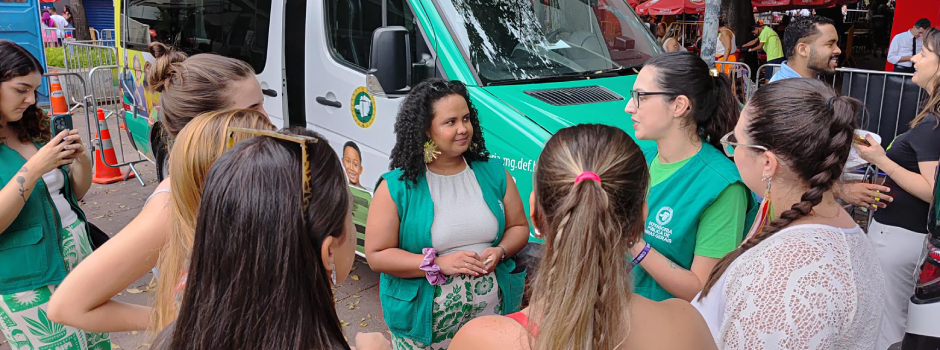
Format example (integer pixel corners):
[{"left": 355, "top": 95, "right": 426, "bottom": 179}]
[{"left": 693, "top": 224, "right": 886, "bottom": 350}]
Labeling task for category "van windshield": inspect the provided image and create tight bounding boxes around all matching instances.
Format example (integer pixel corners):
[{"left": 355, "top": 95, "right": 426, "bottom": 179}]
[{"left": 436, "top": 0, "right": 661, "bottom": 85}]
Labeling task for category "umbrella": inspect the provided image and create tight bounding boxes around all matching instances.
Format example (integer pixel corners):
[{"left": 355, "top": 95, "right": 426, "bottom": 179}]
[{"left": 635, "top": 0, "right": 706, "bottom": 15}]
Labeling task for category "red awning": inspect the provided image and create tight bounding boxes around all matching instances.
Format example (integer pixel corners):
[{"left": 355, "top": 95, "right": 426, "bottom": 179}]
[
  {"left": 753, "top": 0, "right": 846, "bottom": 12},
  {"left": 635, "top": 0, "right": 706, "bottom": 15}
]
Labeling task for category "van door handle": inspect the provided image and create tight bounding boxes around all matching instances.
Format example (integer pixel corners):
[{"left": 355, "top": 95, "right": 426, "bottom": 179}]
[
  {"left": 262, "top": 89, "right": 278, "bottom": 97},
  {"left": 316, "top": 96, "right": 342, "bottom": 108}
]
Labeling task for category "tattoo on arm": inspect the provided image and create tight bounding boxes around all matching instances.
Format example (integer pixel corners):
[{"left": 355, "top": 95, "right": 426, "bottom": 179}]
[
  {"left": 16, "top": 176, "right": 28, "bottom": 203},
  {"left": 669, "top": 260, "right": 679, "bottom": 269},
  {"left": 19, "top": 167, "right": 27, "bottom": 173}
]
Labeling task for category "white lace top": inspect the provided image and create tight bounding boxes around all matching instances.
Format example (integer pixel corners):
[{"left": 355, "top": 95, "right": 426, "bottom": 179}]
[{"left": 693, "top": 224, "right": 886, "bottom": 350}]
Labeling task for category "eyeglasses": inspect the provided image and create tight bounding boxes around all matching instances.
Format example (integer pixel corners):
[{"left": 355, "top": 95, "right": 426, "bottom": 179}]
[
  {"left": 719, "top": 131, "right": 767, "bottom": 157},
  {"left": 225, "top": 127, "right": 318, "bottom": 211},
  {"left": 629, "top": 90, "right": 679, "bottom": 109}
]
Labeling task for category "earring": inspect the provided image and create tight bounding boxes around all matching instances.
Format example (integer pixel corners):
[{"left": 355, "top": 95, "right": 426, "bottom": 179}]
[
  {"left": 744, "top": 174, "right": 774, "bottom": 245},
  {"left": 331, "top": 262, "right": 337, "bottom": 285},
  {"left": 424, "top": 139, "right": 441, "bottom": 163},
  {"left": 469, "top": 142, "right": 478, "bottom": 151}
]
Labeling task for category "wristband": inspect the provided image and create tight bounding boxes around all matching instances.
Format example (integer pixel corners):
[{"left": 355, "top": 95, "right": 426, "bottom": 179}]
[
  {"left": 497, "top": 245, "right": 507, "bottom": 261},
  {"left": 631, "top": 243, "right": 651, "bottom": 267},
  {"left": 419, "top": 248, "right": 446, "bottom": 286}
]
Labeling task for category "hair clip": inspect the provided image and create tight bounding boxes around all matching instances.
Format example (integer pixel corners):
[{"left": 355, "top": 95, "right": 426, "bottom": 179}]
[{"left": 709, "top": 68, "right": 720, "bottom": 78}]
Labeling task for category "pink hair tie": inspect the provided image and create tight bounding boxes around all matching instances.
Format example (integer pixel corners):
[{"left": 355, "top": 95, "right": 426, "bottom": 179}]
[{"left": 575, "top": 171, "right": 602, "bottom": 185}]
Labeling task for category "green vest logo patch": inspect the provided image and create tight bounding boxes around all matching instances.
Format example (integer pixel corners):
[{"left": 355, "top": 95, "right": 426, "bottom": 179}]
[
  {"left": 350, "top": 87, "right": 376, "bottom": 128},
  {"left": 656, "top": 206, "right": 674, "bottom": 226}
]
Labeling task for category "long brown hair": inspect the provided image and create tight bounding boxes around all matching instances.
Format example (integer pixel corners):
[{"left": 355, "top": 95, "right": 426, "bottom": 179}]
[
  {"left": 160, "top": 128, "right": 351, "bottom": 350},
  {"left": 0, "top": 40, "right": 50, "bottom": 144},
  {"left": 529, "top": 124, "right": 649, "bottom": 350},
  {"left": 151, "top": 109, "right": 275, "bottom": 332},
  {"left": 912, "top": 28, "right": 940, "bottom": 129},
  {"left": 147, "top": 42, "right": 256, "bottom": 137},
  {"left": 700, "top": 78, "right": 860, "bottom": 297}
]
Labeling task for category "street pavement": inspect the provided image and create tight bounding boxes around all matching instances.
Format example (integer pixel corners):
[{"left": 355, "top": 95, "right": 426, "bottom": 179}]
[{"left": 0, "top": 109, "right": 386, "bottom": 349}]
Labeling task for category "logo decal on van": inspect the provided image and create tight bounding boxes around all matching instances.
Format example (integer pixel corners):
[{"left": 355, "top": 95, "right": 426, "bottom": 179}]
[{"left": 351, "top": 87, "right": 376, "bottom": 128}]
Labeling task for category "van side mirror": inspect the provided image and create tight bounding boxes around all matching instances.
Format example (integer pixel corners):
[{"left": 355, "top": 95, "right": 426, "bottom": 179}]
[{"left": 367, "top": 27, "right": 412, "bottom": 96}]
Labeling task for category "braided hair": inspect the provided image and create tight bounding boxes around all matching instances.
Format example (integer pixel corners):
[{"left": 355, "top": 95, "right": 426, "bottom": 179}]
[
  {"left": 700, "top": 78, "right": 861, "bottom": 297},
  {"left": 389, "top": 79, "right": 489, "bottom": 186}
]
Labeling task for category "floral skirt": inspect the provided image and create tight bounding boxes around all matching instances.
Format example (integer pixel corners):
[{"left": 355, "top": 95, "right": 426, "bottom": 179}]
[
  {"left": 0, "top": 220, "right": 111, "bottom": 350},
  {"left": 392, "top": 273, "right": 501, "bottom": 350}
]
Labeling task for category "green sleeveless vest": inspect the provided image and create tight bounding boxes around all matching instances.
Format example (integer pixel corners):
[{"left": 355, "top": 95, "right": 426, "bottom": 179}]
[
  {"left": 377, "top": 159, "right": 526, "bottom": 344},
  {"left": 0, "top": 142, "right": 87, "bottom": 294},
  {"left": 633, "top": 145, "right": 756, "bottom": 301}
]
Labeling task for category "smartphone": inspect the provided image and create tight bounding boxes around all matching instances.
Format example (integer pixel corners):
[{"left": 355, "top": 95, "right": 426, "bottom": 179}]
[
  {"left": 852, "top": 133, "right": 871, "bottom": 147},
  {"left": 51, "top": 113, "right": 73, "bottom": 137}
]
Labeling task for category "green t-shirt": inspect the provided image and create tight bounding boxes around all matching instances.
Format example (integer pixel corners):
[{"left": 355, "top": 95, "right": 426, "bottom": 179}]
[
  {"left": 649, "top": 154, "right": 746, "bottom": 258},
  {"left": 759, "top": 26, "right": 784, "bottom": 61}
]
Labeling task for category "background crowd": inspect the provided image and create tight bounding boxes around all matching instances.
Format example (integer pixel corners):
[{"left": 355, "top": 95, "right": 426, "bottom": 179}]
[{"left": 1, "top": 13, "right": 939, "bottom": 350}]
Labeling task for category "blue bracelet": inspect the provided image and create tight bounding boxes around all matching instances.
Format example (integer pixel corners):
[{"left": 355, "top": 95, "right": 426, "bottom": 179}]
[{"left": 631, "top": 243, "right": 651, "bottom": 267}]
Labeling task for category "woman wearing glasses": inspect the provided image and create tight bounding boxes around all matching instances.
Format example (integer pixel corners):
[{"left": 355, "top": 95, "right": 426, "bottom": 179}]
[
  {"left": 365, "top": 79, "right": 529, "bottom": 349},
  {"left": 622, "top": 51, "right": 754, "bottom": 302},
  {"left": 693, "top": 78, "right": 885, "bottom": 350}
]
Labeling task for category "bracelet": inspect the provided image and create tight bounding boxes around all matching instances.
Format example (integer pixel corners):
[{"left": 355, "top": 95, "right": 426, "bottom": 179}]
[
  {"left": 886, "top": 165, "right": 901, "bottom": 178},
  {"left": 419, "top": 248, "right": 445, "bottom": 286},
  {"left": 631, "top": 243, "right": 651, "bottom": 267},
  {"left": 497, "top": 245, "right": 507, "bottom": 261}
]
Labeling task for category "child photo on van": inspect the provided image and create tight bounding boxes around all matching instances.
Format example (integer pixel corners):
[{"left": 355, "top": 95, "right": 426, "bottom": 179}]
[{"left": 343, "top": 140, "right": 365, "bottom": 190}]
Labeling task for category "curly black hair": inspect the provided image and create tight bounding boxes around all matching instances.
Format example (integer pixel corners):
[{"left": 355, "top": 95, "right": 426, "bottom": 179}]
[
  {"left": 389, "top": 78, "right": 490, "bottom": 187},
  {"left": 0, "top": 40, "right": 50, "bottom": 144}
]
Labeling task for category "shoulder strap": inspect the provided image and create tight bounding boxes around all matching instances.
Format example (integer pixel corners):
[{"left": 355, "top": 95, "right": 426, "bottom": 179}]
[{"left": 506, "top": 312, "right": 537, "bottom": 336}]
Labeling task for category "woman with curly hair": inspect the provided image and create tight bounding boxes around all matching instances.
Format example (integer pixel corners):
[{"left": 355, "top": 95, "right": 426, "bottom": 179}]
[
  {"left": 0, "top": 40, "right": 109, "bottom": 349},
  {"left": 365, "top": 79, "right": 529, "bottom": 349}
]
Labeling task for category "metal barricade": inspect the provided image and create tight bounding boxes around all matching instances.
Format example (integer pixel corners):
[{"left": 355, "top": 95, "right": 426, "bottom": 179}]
[
  {"left": 717, "top": 61, "right": 756, "bottom": 103},
  {"left": 665, "top": 21, "right": 703, "bottom": 47},
  {"left": 62, "top": 40, "right": 117, "bottom": 107},
  {"left": 100, "top": 29, "right": 116, "bottom": 41},
  {"left": 43, "top": 71, "right": 145, "bottom": 186},
  {"left": 845, "top": 9, "right": 870, "bottom": 24},
  {"left": 755, "top": 63, "right": 782, "bottom": 88}
]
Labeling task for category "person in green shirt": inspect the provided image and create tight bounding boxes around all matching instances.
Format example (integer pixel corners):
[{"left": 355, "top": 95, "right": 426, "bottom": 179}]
[
  {"left": 745, "top": 23, "right": 785, "bottom": 64},
  {"left": 623, "top": 52, "right": 756, "bottom": 302}
]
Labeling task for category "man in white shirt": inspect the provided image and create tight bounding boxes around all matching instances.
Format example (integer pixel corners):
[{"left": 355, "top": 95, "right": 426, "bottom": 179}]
[
  {"left": 887, "top": 18, "right": 931, "bottom": 73},
  {"left": 48, "top": 7, "right": 70, "bottom": 30}
]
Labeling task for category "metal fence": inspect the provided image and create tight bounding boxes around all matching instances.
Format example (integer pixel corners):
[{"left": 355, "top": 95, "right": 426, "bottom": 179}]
[
  {"left": 44, "top": 71, "right": 146, "bottom": 186},
  {"left": 61, "top": 40, "right": 118, "bottom": 106},
  {"left": 716, "top": 61, "right": 756, "bottom": 104},
  {"left": 755, "top": 64, "right": 927, "bottom": 144},
  {"left": 844, "top": 9, "right": 870, "bottom": 24}
]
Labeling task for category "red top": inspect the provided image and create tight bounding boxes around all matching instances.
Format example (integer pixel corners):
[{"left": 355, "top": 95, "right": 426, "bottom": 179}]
[{"left": 506, "top": 312, "right": 538, "bottom": 336}]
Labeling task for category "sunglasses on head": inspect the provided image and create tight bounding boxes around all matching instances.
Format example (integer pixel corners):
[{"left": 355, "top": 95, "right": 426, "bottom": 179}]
[{"left": 225, "top": 127, "right": 318, "bottom": 211}]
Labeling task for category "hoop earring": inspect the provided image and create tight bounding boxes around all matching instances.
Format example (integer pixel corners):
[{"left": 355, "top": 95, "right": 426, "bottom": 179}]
[
  {"left": 331, "top": 263, "right": 337, "bottom": 286},
  {"left": 424, "top": 139, "right": 441, "bottom": 163}
]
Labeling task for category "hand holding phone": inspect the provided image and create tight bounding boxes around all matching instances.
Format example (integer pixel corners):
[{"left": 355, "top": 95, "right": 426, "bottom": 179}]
[{"left": 51, "top": 113, "right": 73, "bottom": 137}]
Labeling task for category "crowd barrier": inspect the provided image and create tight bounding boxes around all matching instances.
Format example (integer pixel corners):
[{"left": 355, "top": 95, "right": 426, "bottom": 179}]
[
  {"left": 716, "top": 61, "right": 756, "bottom": 104},
  {"left": 61, "top": 40, "right": 118, "bottom": 106},
  {"left": 756, "top": 64, "right": 927, "bottom": 145},
  {"left": 44, "top": 71, "right": 146, "bottom": 186}
]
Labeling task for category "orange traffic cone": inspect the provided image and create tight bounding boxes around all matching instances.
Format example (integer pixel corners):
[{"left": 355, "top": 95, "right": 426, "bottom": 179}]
[
  {"left": 49, "top": 72, "right": 69, "bottom": 115},
  {"left": 92, "top": 108, "right": 135, "bottom": 184}
]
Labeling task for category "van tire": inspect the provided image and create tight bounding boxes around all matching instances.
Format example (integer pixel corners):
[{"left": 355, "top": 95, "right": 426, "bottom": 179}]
[
  {"left": 156, "top": 150, "right": 169, "bottom": 182},
  {"left": 151, "top": 124, "right": 170, "bottom": 182}
]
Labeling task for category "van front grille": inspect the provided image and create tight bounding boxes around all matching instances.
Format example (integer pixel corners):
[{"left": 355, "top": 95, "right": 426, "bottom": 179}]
[{"left": 524, "top": 86, "right": 623, "bottom": 106}]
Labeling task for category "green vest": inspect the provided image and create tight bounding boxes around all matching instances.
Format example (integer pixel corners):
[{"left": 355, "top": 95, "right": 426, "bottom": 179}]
[
  {"left": 633, "top": 145, "right": 755, "bottom": 301},
  {"left": 377, "top": 159, "right": 526, "bottom": 344},
  {"left": 0, "top": 142, "right": 87, "bottom": 295}
]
